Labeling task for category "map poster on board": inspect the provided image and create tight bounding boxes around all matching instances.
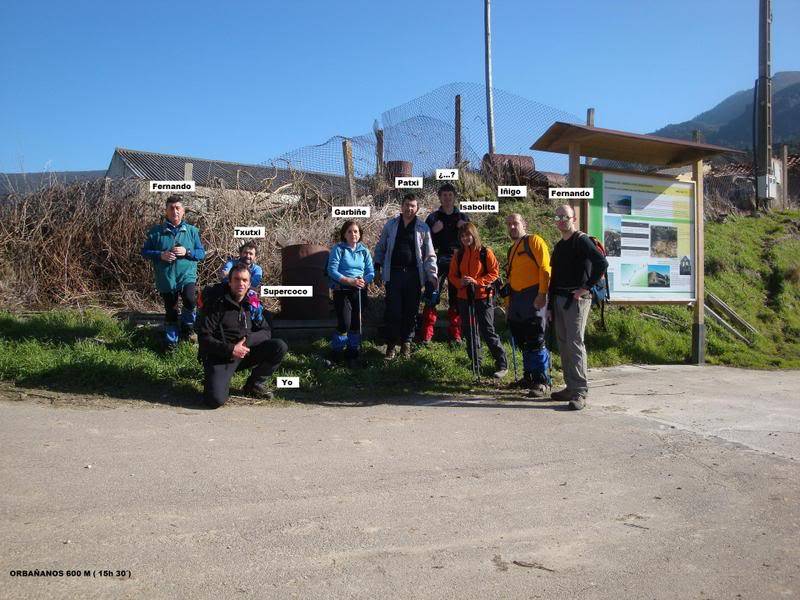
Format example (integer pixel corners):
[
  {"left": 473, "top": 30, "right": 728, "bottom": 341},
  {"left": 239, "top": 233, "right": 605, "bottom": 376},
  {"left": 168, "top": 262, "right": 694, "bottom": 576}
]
[{"left": 586, "top": 169, "right": 696, "bottom": 302}]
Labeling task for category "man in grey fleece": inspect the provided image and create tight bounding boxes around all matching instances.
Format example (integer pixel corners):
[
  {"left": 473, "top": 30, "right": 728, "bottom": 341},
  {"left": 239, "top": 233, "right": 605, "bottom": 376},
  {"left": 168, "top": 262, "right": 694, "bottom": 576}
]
[{"left": 373, "top": 193, "right": 438, "bottom": 359}]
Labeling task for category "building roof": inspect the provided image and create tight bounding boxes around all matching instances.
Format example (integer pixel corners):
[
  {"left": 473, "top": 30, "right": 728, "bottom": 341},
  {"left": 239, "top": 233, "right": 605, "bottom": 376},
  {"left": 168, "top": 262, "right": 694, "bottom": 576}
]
[
  {"left": 107, "top": 147, "right": 352, "bottom": 193},
  {"left": 108, "top": 148, "right": 296, "bottom": 191},
  {"left": 1, "top": 170, "right": 106, "bottom": 196},
  {"left": 531, "top": 122, "right": 744, "bottom": 167}
]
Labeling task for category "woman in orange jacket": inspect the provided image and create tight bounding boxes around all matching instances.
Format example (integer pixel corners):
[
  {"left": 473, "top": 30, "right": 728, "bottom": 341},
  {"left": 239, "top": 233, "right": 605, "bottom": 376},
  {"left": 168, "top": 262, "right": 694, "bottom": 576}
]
[{"left": 447, "top": 222, "right": 508, "bottom": 378}]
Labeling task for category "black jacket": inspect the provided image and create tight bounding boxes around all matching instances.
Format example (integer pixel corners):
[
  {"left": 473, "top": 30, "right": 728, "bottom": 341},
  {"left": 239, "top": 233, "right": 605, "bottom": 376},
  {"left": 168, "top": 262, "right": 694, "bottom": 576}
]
[
  {"left": 549, "top": 232, "right": 609, "bottom": 293},
  {"left": 197, "top": 283, "right": 271, "bottom": 362}
]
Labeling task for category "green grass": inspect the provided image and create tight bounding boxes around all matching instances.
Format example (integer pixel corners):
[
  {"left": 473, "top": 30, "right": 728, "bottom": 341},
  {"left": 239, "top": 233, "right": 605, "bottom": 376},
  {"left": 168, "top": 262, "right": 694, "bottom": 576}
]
[
  {"left": 1, "top": 210, "right": 798, "bottom": 404},
  {"left": 0, "top": 309, "right": 529, "bottom": 404}
]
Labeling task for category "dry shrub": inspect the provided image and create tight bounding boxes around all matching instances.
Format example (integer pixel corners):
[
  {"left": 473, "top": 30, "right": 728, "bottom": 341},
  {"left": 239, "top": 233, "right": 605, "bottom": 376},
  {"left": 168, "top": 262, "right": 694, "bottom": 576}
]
[{"left": 0, "top": 173, "right": 410, "bottom": 313}]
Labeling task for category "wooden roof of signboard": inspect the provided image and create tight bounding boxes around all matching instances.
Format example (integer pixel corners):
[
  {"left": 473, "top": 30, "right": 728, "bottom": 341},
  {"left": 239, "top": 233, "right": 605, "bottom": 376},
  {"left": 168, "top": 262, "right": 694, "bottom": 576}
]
[{"left": 531, "top": 122, "right": 745, "bottom": 167}]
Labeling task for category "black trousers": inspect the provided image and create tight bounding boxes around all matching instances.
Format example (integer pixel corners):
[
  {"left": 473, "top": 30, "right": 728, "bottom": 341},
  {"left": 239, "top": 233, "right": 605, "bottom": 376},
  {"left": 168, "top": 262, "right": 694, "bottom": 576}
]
[
  {"left": 333, "top": 288, "right": 366, "bottom": 333},
  {"left": 458, "top": 297, "right": 507, "bottom": 369},
  {"left": 161, "top": 283, "right": 196, "bottom": 325},
  {"left": 385, "top": 268, "right": 421, "bottom": 344},
  {"left": 203, "top": 339, "right": 288, "bottom": 408},
  {"left": 436, "top": 255, "right": 459, "bottom": 306}
]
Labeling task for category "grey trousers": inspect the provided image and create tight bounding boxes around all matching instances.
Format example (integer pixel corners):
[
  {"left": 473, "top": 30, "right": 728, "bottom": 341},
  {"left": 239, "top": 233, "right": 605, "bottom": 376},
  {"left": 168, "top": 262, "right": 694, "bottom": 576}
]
[{"left": 552, "top": 295, "right": 592, "bottom": 396}]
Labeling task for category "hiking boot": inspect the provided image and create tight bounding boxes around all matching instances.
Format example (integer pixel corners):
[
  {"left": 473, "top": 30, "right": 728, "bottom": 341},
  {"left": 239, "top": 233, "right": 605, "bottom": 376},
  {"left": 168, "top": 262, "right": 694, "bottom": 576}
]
[
  {"left": 568, "top": 394, "right": 586, "bottom": 411},
  {"left": 242, "top": 382, "right": 273, "bottom": 400},
  {"left": 181, "top": 328, "right": 198, "bottom": 343},
  {"left": 550, "top": 387, "right": 572, "bottom": 401},
  {"left": 528, "top": 384, "right": 550, "bottom": 399},
  {"left": 493, "top": 368, "right": 508, "bottom": 380},
  {"left": 400, "top": 342, "right": 413, "bottom": 358},
  {"left": 384, "top": 345, "right": 397, "bottom": 361}
]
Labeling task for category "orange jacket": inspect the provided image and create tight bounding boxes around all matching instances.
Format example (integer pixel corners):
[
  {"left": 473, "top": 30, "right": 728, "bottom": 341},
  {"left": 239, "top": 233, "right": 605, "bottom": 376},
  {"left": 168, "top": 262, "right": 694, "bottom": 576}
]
[{"left": 447, "top": 245, "right": 500, "bottom": 301}]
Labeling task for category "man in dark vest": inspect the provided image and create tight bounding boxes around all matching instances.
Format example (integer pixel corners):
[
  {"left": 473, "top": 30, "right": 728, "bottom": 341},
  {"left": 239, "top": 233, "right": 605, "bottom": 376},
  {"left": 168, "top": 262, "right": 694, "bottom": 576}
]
[{"left": 373, "top": 194, "right": 438, "bottom": 359}]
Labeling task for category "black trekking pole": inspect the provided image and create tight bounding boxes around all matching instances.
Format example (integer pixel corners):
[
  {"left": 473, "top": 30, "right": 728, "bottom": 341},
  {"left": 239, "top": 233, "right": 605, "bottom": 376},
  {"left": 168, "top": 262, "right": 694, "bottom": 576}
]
[
  {"left": 467, "top": 284, "right": 479, "bottom": 379},
  {"left": 545, "top": 301, "right": 556, "bottom": 386},
  {"left": 510, "top": 328, "right": 518, "bottom": 383},
  {"left": 356, "top": 286, "right": 362, "bottom": 338}
]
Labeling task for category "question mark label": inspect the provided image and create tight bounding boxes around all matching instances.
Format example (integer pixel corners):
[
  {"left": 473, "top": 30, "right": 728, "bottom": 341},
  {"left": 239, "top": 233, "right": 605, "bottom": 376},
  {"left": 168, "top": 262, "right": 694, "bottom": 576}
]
[{"left": 435, "top": 169, "right": 459, "bottom": 181}]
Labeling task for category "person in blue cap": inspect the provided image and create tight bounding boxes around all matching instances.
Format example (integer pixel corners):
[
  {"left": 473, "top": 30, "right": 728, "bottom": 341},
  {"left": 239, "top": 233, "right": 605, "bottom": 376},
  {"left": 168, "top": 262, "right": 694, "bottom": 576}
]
[{"left": 141, "top": 195, "right": 206, "bottom": 350}]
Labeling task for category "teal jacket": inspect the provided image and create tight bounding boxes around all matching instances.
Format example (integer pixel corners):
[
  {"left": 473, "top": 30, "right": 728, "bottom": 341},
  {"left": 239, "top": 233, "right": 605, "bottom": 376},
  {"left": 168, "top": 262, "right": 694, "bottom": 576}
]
[{"left": 141, "top": 221, "right": 206, "bottom": 293}]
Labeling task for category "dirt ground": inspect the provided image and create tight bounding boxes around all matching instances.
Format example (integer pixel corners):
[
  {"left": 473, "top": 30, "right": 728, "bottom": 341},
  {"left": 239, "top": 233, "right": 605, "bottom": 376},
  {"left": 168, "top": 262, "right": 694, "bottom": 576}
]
[{"left": 1, "top": 365, "right": 798, "bottom": 599}]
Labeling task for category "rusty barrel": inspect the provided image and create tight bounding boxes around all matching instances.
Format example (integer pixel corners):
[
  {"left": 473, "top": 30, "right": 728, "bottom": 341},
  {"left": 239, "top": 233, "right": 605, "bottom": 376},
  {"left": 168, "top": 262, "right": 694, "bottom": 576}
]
[
  {"left": 481, "top": 153, "right": 535, "bottom": 183},
  {"left": 280, "top": 243, "right": 330, "bottom": 320},
  {"left": 386, "top": 160, "right": 413, "bottom": 183}
]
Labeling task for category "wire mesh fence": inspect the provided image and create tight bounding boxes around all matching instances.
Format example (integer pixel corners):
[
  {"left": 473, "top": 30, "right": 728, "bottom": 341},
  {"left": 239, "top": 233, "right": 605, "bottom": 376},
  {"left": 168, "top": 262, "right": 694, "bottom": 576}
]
[{"left": 264, "top": 82, "right": 582, "bottom": 190}]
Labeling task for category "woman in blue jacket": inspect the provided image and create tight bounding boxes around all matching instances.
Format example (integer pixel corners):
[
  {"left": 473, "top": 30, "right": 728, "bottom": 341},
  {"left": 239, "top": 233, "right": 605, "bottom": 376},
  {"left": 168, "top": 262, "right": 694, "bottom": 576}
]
[{"left": 327, "top": 220, "right": 375, "bottom": 366}]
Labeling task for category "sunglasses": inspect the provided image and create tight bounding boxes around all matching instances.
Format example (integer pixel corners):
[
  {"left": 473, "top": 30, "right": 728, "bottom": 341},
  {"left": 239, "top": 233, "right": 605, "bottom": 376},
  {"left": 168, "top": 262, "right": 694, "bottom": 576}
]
[{"left": 553, "top": 215, "right": 573, "bottom": 222}]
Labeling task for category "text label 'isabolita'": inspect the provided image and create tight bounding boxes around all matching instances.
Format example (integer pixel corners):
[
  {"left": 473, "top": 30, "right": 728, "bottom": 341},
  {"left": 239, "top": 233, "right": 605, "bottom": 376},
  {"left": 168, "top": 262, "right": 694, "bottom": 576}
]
[
  {"left": 234, "top": 226, "right": 265, "bottom": 238},
  {"left": 460, "top": 201, "right": 499, "bottom": 213},
  {"left": 260, "top": 286, "right": 313, "bottom": 298},
  {"left": 394, "top": 177, "right": 423, "bottom": 189},
  {"left": 150, "top": 180, "right": 196, "bottom": 192},
  {"left": 332, "top": 206, "right": 371, "bottom": 218}
]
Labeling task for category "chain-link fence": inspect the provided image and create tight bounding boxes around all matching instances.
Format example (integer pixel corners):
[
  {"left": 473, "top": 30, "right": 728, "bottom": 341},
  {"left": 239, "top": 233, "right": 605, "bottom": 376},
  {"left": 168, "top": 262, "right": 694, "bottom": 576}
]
[{"left": 264, "top": 82, "right": 582, "bottom": 191}]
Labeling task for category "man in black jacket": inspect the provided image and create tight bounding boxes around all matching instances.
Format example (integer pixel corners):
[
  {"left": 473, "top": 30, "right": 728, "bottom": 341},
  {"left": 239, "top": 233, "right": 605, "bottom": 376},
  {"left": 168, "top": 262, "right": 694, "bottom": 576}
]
[
  {"left": 548, "top": 204, "right": 609, "bottom": 410},
  {"left": 420, "top": 183, "right": 469, "bottom": 343},
  {"left": 197, "top": 264, "right": 288, "bottom": 407}
]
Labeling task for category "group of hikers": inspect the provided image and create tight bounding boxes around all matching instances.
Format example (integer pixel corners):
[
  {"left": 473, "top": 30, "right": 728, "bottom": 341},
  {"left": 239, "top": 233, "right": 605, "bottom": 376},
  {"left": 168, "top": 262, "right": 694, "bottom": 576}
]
[{"left": 141, "top": 183, "right": 608, "bottom": 410}]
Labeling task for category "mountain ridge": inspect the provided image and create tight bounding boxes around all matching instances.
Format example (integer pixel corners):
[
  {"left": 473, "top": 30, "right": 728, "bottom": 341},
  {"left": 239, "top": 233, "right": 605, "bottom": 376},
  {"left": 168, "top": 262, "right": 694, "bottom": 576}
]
[{"left": 652, "top": 71, "right": 800, "bottom": 151}]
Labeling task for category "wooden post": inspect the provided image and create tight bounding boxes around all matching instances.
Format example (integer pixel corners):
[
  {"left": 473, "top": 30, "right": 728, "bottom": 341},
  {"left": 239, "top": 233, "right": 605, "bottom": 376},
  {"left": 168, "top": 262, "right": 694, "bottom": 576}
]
[
  {"left": 375, "top": 129, "right": 384, "bottom": 179},
  {"left": 568, "top": 143, "right": 584, "bottom": 229},
  {"left": 691, "top": 130, "right": 706, "bottom": 365},
  {"left": 585, "top": 108, "right": 595, "bottom": 166},
  {"left": 342, "top": 139, "right": 357, "bottom": 206},
  {"left": 455, "top": 94, "right": 462, "bottom": 165},
  {"left": 782, "top": 144, "right": 789, "bottom": 209}
]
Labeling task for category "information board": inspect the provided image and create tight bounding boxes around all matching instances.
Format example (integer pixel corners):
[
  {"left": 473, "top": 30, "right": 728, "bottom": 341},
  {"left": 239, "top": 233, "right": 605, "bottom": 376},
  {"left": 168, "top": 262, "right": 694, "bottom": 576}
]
[{"left": 585, "top": 169, "right": 696, "bottom": 302}]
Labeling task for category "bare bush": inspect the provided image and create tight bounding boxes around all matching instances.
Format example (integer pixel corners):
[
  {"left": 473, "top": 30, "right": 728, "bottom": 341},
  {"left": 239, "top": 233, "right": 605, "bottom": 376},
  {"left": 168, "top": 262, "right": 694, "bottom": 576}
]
[{"left": 0, "top": 174, "right": 410, "bottom": 313}]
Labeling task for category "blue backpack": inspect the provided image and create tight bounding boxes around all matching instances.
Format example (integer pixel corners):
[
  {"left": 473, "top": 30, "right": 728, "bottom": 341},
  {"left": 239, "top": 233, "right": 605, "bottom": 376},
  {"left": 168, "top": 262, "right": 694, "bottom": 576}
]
[{"left": 575, "top": 233, "right": 610, "bottom": 328}]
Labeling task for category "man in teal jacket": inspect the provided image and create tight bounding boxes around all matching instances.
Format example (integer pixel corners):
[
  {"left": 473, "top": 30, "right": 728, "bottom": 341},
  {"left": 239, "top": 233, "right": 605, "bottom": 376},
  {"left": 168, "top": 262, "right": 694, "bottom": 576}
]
[{"left": 141, "top": 195, "right": 206, "bottom": 349}]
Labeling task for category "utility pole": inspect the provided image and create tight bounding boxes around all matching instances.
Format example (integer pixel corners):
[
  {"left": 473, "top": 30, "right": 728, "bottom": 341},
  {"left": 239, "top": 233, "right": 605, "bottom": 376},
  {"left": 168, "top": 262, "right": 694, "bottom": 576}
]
[
  {"left": 756, "top": 0, "right": 773, "bottom": 209},
  {"left": 454, "top": 94, "right": 462, "bottom": 165},
  {"left": 484, "top": 0, "right": 496, "bottom": 155}
]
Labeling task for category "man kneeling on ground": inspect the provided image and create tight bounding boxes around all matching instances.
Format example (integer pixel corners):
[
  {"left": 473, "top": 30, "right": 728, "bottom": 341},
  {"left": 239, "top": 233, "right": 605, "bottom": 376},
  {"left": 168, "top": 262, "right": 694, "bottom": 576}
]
[{"left": 197, "top": 264, "right": 288, "bottom": 407}]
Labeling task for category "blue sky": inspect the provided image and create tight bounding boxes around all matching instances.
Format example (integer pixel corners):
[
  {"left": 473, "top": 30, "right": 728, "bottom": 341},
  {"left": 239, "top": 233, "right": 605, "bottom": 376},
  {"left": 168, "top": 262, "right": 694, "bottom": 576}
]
[{"left": 1, "top": 0, "right": 798, "bottom": 172}]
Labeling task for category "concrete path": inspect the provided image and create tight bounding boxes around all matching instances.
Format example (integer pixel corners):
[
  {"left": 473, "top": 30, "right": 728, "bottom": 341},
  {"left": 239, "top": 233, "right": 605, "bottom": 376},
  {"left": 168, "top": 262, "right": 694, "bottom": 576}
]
[{"left": 1, "top": 365, "right": 798, "bottom": 599}]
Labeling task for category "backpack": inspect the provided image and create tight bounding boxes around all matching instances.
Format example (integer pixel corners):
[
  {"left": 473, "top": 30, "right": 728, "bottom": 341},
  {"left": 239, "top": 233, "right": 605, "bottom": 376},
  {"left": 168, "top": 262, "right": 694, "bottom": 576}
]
[
  {"left": 505, "top": 235, "right": 539, "bottom": 277},
  {"left": 503, "top": 235, "right": 541, "bottom": 297},
  {"left": 455, "top": 246, "right": 503, "bottom": 298},
  {"left": 574, "top": 232, "right": 611, "bottom": 329}
]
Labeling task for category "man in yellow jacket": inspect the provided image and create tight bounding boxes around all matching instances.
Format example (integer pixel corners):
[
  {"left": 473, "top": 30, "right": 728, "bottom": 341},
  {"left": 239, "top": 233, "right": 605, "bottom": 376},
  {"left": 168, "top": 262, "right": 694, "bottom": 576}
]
[{"left": 504, "top": 213, "right": 551, "bottom": 397}]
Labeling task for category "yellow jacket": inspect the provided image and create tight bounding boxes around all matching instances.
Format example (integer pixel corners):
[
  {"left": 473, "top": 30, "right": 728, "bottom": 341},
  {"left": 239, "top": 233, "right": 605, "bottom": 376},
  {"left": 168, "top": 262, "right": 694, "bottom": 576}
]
[{"left": 506, "top": 234, "right": 551, "bottom": 293}]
